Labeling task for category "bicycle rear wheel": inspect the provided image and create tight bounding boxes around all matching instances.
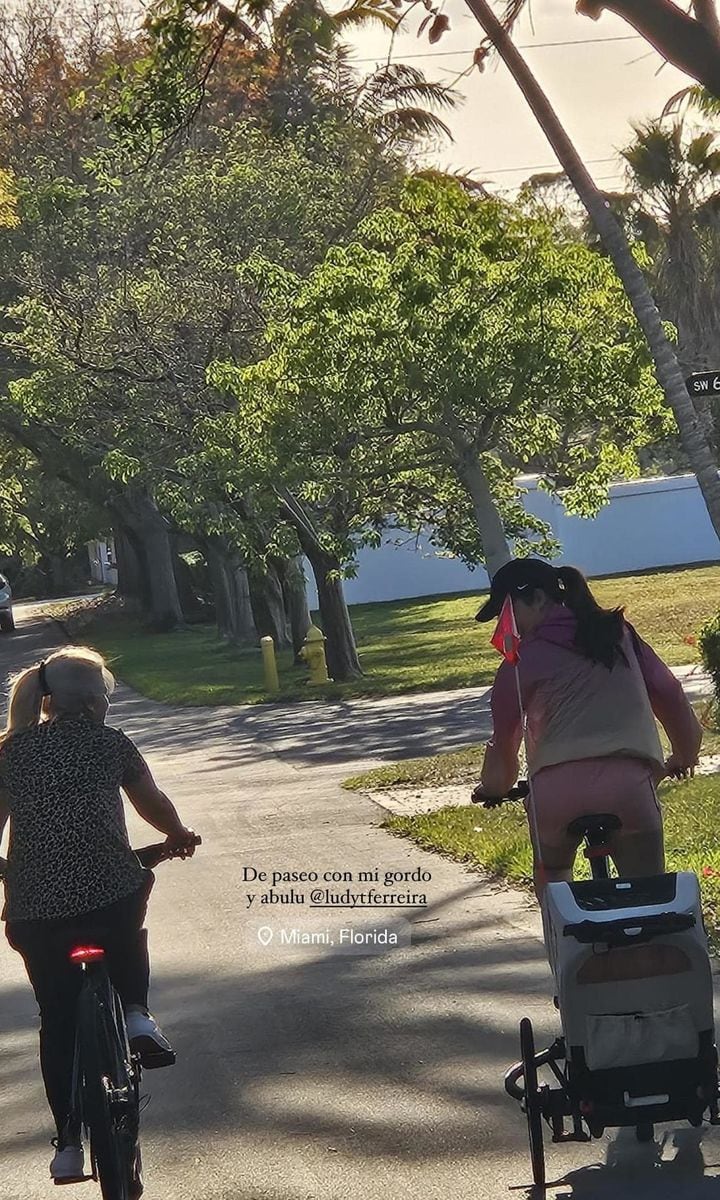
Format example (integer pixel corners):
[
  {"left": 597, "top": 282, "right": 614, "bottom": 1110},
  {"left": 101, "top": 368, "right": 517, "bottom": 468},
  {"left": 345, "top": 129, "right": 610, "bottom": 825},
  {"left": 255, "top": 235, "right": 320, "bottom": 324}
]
[{"left": 77, "top": 973, "right": 141, "bottom": 1200}]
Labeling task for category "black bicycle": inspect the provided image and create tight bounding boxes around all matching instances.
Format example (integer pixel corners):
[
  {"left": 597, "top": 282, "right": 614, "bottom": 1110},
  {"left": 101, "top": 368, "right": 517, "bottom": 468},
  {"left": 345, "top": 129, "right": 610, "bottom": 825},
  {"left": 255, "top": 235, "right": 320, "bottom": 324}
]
[{"left": 63, "top": 837, "right": 201, "bottom": 1200}]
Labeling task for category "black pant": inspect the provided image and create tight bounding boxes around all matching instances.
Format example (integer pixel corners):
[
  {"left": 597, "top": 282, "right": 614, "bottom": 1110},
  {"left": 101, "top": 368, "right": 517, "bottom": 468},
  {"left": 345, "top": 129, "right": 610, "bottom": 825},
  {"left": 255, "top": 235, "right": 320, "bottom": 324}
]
[{"left": 5, "top": 875, "right": 154, "bottom": 1137}]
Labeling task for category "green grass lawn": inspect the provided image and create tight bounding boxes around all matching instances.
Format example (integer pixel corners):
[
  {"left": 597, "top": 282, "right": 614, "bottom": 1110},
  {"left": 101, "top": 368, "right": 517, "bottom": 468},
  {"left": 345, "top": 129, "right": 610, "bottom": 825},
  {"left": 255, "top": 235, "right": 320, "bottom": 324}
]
[
  {"left": 383, "top": 774, "right": 720, "bottom": 943},
  {"left": 47, "top": 563, "right": 720, "bottom": 706}
]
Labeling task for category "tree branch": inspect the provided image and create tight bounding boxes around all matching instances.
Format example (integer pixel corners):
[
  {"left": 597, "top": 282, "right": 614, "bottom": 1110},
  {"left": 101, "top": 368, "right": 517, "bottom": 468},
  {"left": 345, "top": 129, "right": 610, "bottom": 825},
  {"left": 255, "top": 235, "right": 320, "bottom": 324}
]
[{"left": 585, "top": 0, "right": 720, "bottom": 98}]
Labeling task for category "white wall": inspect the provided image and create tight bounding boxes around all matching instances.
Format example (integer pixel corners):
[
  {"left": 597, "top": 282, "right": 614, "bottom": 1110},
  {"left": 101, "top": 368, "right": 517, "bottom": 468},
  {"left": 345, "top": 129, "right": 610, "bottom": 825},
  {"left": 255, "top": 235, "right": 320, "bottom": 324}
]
[
  {"left": 308, "top": 474, "right": 720, "bottom": 608},
  {"left": 87, "top": 540, "right": 118, "bottom": 587}
]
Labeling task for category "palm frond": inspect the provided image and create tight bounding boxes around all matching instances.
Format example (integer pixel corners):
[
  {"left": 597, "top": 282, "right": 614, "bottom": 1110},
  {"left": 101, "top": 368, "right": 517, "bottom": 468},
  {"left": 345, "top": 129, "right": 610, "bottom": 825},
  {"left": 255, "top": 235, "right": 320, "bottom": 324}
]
[
  {"left": 687, "top": 131, "right": 720, "bottom": 171},
  {"left": 663, "top": 85, "right": 720, "bottom": 119},
  {"left": 334, "top": 0, "right": 399, "bottom": 32},
  {"left": 368, "top": 106, "right": 453, "bottom": 144},
  {"left": 622, "top": 122, "right": 683, "bottom": 190},
  {"left": 690, "top": 87, "right": 720, "bottom": 118},
  {"left": 238, "top": 0, "right": 275, "bottom": 26},
  {"left": 499, "top": 0, "right": 530, "bottom": 32},
  {"left": 362, "top": 63, "right": 458, "bottom": 110}
]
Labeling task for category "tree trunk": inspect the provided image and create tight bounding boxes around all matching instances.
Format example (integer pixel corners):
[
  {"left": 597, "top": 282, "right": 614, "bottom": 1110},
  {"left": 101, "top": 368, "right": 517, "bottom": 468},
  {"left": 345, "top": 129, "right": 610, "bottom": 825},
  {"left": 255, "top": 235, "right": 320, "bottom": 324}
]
[
  {"left": 585, "top": 1, "right": 720, "bottom": 100},
  {"left": 116, "top": 492, "right": 184, "bottom": 630},
  {"left": 248, "top": 565, "right": 291, "bottom": 648},
  {"left": 172, "top": 549, "right": 205, "bottom": 623},
  {"left": 465, "top": 0, "right": 720, "bottom": 545},
  {"left": 207, "top": 544, "right": 234, "bottom": 640},
  {"left": 47, "top": 552, "right": 73, "bottom": 595},
  {"left": 276, "top": 493, "right": 362, "bottom": 680},
  {"left": 113, "top": 525, "right": 151, "bottom": 611},
  {"left": 275, "top": 555, "right": 312, "bottom": 659},
  {"left": 231, "top": 563, "right": 258, "bottom": 644},
  {"left": 205, "top": 539, "right": 257, "bottom": 644},
  {"left": 299, "top": 540, "right": 362, "bottom": 680},
  {"left": 453, "top": 444, "right": 513, "bottom": 576}
]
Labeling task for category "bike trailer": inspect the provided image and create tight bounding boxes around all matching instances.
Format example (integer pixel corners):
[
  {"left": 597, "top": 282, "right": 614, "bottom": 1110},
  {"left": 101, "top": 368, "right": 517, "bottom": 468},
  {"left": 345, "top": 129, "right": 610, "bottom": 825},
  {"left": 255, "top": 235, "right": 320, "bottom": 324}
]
[{"left": 543, "top": 871, "right": 717, "bottom": 1130}]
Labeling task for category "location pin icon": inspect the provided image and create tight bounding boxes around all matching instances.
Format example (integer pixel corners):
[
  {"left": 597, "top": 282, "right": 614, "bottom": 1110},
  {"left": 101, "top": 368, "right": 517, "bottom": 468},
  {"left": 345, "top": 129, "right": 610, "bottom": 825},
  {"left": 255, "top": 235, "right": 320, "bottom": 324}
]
[{"left": 257, "top": 927, "right": 273, "bottom": 947}]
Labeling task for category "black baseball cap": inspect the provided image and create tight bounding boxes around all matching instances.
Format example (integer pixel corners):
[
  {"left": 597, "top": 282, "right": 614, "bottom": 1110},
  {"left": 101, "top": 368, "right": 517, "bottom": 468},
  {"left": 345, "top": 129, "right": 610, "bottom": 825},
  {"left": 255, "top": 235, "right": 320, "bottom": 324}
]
[{"left": 475, "top": 557, "right": 559, "bottom": 622}]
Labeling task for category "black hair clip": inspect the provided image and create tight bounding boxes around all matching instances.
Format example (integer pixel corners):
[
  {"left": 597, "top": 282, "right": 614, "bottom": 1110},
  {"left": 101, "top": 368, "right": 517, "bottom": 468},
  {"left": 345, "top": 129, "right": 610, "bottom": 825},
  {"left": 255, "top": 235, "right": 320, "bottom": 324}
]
[{"left": 38, "top": 661, "right": 51, "bottom": 696}]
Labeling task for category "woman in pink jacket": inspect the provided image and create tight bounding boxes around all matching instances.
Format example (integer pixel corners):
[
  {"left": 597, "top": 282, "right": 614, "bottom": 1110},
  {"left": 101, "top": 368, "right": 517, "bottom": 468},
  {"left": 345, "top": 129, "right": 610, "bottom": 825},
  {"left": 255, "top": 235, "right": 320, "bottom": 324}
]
[{"left": 473, "top": 558, "right": 702, "bottom": 897}]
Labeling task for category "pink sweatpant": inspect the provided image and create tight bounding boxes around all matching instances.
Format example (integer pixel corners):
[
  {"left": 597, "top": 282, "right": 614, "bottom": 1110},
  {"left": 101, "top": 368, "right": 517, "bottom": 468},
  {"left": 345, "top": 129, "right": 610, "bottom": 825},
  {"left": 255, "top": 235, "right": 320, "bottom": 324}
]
[{"left": 528, "top": 755, "right": 662, "bottom": 863}]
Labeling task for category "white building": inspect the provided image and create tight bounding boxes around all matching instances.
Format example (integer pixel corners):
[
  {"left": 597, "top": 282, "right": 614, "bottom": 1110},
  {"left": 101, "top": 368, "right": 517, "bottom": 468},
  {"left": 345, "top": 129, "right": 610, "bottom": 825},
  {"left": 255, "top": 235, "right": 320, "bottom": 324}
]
[{"left": 318, "top": 473, "right": 720, "bottom": 606}]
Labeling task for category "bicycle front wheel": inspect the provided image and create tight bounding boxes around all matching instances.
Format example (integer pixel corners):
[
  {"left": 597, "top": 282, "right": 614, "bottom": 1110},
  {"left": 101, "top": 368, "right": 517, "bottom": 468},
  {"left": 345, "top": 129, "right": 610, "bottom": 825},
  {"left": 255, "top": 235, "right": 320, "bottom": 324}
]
[{"left": 77, "top": 974, "right": 141, "bottom": 1200}]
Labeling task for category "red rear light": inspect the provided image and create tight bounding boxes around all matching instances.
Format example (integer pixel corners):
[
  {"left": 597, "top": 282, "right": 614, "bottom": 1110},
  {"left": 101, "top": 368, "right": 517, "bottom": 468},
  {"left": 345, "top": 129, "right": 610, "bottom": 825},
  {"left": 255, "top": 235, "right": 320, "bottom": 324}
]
[{"left": 69, "top": 945, "right": 106, "bottom": 963}]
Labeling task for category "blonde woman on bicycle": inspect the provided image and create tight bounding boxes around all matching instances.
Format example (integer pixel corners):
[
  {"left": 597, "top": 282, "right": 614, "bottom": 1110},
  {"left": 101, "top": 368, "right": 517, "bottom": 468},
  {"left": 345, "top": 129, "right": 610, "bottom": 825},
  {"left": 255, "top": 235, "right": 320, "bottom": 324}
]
[{"left": 0, "top": 647, "right": 197, "bottom": 1183}]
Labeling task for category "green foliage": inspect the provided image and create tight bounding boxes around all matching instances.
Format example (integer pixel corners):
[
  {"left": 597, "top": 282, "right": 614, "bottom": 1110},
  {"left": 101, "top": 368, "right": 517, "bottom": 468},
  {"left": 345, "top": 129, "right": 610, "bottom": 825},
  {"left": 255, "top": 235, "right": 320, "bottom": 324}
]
[
  {"left": 213, "top": 175, "right": 670, "bottom": 568},
  {"left": 0, "top": 434, "right": 104, "bottom": 594},
  {"left": 0, "top": 119, "right": 400, "bottom": 570},
  {"left": 99, "top": 0, "right": 456, "bottom": 164},
  {"left": 700, "top": 610, "right": 720, "bottom": 708}
]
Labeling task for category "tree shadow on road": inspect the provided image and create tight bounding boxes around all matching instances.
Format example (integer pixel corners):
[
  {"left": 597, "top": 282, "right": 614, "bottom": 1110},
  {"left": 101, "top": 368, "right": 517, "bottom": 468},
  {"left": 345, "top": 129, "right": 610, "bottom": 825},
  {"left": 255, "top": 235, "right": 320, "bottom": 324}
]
[
  {"left": 4, "top": 885, "right": 720, "bottom": 1197},
  {"left": 0, "top": 882, "right": 550, "bottom": 1168}
]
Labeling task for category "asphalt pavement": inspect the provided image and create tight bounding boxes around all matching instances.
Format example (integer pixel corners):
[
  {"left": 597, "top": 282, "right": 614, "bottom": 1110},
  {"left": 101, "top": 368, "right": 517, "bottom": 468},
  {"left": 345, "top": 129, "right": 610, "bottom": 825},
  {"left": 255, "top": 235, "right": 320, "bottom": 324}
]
[{"left": 1, "top": 604, "right": 720, "bottom": 1200}]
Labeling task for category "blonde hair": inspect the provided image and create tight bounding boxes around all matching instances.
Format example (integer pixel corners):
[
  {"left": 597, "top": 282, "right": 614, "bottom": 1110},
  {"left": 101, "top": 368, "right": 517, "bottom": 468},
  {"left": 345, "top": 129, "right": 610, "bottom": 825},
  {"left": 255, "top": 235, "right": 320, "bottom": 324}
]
[{"left": 2, "top": 646, "right": 115, "bottom": 743}]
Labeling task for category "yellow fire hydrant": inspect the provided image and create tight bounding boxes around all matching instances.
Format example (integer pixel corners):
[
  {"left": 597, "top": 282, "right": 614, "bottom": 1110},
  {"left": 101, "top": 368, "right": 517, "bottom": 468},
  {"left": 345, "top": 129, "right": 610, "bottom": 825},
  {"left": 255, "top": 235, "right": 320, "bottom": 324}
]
[{"left": 300, "top": 624, "right": 331, "bottom": 685}]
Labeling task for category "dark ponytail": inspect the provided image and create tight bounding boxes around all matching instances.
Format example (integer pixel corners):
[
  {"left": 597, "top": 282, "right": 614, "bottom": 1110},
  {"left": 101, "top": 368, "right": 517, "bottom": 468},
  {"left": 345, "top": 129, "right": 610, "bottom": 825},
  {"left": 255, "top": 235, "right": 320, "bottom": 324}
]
[{"left": 554, "top": 565, "right": 626, "bottom": 669}]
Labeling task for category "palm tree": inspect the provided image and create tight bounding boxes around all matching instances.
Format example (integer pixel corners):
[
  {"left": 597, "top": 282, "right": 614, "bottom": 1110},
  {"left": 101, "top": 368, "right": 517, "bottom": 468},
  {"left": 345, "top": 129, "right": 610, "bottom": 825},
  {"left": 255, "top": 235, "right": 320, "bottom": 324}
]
[
  {"left": 621, "top": 121, "right": 720, "bottom": 379},
  {"left": 198, "top": 0, "right": 458, "bottom": 144},
  {"left": 460, "top": 0, "right": 720, "bottom": 542}
]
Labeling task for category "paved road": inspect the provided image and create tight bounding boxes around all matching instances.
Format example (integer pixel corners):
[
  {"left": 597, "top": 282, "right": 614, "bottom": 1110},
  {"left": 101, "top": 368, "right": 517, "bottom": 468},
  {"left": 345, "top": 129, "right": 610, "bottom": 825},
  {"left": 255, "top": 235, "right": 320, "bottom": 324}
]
[{"left": 1, "top": 605, "right": 720, "bottom": 1200}]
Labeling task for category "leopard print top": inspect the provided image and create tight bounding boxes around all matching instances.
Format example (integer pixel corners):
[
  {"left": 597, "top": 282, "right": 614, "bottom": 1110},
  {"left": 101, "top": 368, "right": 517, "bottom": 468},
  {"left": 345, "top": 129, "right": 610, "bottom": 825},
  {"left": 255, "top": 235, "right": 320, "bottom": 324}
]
[{"left": 0, "top": 715, "right": 149, "bottom": 921}]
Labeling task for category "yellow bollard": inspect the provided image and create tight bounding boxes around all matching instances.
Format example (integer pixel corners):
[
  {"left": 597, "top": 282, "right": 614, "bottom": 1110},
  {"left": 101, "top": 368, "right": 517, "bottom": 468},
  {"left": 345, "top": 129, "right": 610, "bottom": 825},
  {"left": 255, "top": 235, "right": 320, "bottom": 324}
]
[
  {"left": 261, "top": 636, "right": 280, "bottom": 693},
  {"left": 299, "top": 624, "right": 331, "bottom": 685}
]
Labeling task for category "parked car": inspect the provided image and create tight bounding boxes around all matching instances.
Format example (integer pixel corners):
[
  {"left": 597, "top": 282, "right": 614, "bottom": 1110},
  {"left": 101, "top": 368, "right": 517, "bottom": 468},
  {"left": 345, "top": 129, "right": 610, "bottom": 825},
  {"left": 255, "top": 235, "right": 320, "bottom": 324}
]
[{"left": 0, "top": 574, "right": 14, "bottom": 632}]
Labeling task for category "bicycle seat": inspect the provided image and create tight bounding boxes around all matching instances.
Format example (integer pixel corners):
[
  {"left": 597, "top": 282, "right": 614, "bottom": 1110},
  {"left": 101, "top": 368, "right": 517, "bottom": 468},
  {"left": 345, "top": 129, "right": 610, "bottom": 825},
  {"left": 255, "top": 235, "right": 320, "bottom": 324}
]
[{"left": 566, "top": 813, "right": 622, "bottom": 841}]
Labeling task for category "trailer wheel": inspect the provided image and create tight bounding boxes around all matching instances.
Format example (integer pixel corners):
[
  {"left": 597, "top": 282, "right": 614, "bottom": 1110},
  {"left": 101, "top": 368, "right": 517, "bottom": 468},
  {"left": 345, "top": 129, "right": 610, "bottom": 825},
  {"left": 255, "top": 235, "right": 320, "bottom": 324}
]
[{"left": 520, "top": 1018, "right": 546, "bottom": 1189}]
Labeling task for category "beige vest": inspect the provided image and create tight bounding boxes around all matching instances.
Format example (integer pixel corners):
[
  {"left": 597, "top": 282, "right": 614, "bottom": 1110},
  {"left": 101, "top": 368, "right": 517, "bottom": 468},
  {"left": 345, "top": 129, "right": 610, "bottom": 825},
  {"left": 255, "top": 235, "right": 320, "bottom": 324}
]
[{"left": 525, "top": 633, "right": 664, "bottom": 776}]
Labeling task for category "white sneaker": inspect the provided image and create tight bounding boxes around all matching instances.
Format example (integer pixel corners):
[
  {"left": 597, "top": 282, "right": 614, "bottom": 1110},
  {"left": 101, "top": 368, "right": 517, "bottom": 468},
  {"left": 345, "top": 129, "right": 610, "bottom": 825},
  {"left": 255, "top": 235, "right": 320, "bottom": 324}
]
[
  {"left": 50, "top": 1141, "right": 85, "bottom": 1183},
  {"left": 125, "top": 1007, "right": 176, "bottom": 1067}
]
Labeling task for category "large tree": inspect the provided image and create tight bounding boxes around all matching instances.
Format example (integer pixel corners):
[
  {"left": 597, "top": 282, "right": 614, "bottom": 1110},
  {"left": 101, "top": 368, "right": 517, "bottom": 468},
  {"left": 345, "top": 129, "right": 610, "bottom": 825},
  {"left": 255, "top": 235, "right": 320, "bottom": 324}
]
[
  {"left": 211, "top": 177, "right": 669, "bottom": 611},
  {"left": 0, "top": 114, "right": 402, "bottom": 643}
]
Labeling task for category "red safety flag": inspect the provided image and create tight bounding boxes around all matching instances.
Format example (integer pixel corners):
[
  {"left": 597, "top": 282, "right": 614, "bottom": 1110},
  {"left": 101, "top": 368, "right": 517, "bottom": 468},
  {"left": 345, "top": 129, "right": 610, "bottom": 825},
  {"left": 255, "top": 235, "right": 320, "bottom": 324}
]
[{"left": 491, "top": 595, "right": 520, "bottom": 665}]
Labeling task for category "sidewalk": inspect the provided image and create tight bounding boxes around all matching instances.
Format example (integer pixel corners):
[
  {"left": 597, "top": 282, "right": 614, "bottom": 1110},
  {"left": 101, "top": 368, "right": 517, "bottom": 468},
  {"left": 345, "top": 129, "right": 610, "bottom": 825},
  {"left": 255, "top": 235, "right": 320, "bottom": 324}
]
[{"left": 238, "top": 662, "right": 712, "bottom": 772}]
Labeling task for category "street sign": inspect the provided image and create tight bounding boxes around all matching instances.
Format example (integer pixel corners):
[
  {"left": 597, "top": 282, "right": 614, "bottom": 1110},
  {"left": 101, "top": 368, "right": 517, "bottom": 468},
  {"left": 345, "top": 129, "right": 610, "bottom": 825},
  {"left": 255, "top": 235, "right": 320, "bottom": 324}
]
[{"left": 686, "top": 371, "right": 720, "bottom": 396}]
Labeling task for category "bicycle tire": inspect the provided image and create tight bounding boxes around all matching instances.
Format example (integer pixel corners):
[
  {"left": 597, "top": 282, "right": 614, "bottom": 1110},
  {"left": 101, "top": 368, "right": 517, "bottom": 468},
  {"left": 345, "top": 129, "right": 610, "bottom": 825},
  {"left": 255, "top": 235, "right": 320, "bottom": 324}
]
[
  {"left": 520, "top": 1017, "right": 546, "bottom": 1189},
  {"left": 77, "top": 972, "right": 141, "bottom": 1200}
]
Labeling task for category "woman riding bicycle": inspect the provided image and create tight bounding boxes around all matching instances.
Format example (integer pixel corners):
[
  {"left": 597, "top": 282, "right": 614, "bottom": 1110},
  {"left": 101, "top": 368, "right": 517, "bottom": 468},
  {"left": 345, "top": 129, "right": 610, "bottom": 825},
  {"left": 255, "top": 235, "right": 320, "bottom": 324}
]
[
  {"left": 0, "top": 646, "right": 198, "bottom": 1183},
  {"left": 472, "top": 558, "right": 702, "bottom": 898}
]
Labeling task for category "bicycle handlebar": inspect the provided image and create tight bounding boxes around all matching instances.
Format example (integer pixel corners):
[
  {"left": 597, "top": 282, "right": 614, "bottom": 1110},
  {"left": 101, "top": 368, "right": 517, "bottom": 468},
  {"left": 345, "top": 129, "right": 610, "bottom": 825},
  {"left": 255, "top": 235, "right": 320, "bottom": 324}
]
[
  {"left": 135, "top": 835, "right": 202, "bottom": 869},
  {"left": 472, "top": 780, "right": 530, "bottom": 809}
]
